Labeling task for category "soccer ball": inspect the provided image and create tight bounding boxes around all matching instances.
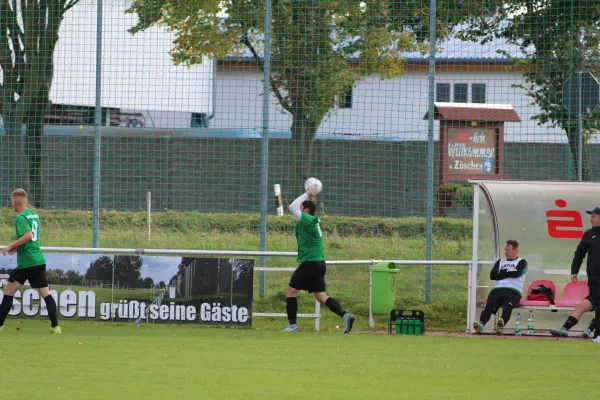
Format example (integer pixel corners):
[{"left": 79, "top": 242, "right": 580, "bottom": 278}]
[{"left": 304, "top": 177, "right": 323, "bottom": 194}]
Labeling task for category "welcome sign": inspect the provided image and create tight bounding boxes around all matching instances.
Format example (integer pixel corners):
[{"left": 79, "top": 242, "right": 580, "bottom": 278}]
[{"left": 0, "top": 255, "right": 254, "bottom": 327}]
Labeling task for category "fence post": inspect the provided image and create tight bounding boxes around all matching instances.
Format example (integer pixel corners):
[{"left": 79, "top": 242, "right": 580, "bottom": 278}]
[
  {"left": 369, "top": 260, "right": 374, "bottom": 328},
  {"left": 92, "top": 0, "right": 103, "bottom": 249},
  {"left": 258, "top": 0, "right": 273, "bottom": 298},
  {"left": 425, "top": 0, "right": 438, "bottom": 304}
]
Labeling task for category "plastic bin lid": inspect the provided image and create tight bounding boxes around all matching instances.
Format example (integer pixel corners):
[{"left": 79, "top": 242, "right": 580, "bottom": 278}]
[{"left": 372, "top": 262, "right": 399, "bottom": 271}]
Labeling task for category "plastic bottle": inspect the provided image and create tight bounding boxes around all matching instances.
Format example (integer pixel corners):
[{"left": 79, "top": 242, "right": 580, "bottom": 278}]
[
  {"left": 527, "top": 310, "right": 534, "bottom": 334},
  {"left": 515, "top": 313, "right": 522, "bottom": 336}
]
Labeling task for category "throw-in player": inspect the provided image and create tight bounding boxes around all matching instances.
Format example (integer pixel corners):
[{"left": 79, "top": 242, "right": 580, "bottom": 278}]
[{"left": 281, "top": 186, "right": 355, "bottom": 333}]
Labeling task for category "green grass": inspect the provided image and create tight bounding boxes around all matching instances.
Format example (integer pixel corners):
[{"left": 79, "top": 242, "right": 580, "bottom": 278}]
[
  {"left": 0, "top": 208, "right": 472, "bottom": 239},
  {"left": 1, "top": 320, "right": 596, "bottom": 399}
]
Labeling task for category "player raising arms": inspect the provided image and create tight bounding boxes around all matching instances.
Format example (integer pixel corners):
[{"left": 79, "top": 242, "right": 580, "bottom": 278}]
[
  {"left": 281, "top": 178, "right": 355, "bottom": 333},
  {"left": 0, "top": 189, "right": 61, "bottom": 334}
]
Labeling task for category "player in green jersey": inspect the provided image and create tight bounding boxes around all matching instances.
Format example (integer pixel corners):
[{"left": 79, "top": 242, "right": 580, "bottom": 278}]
[
  {"left": 0, "top": 189, "right": 61, "bottom": 334},
  {"left": 281, "top": 187, "right": 355, "bottom": 333}
]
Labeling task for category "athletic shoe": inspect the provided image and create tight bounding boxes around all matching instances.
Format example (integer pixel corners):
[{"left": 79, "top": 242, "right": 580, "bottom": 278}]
[
  {"left": 496, "top": 318, "right": 504, "bottom": 335},
  {"left": 473, "top": 321, "right": 482, "bottom": 335},
  {"left": 281, "top": 324, "right": 299, "bottom": 332},
  {"left": 550, "top": 327, "right": 569, "bottom": 337},
  {"left": 343, "top": 313, "right": 355, "bottom": 334},
  {"left": 583, "top": 328, "right": 593, "bottom": 338},
  {"left": 592, "top": 336, "right": 600, "bottom": 343},
  {"left": 50, "top": 326, "right": 62, "bottom": 335}
]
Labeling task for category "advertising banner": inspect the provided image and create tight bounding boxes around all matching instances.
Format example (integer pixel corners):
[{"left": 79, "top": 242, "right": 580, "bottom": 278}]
[{"left": 0, "top": 255, "right": 254, "bottom": 327}]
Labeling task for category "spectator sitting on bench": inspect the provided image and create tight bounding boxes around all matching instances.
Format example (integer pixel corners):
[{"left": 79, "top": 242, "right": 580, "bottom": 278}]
[
  {"left": 551, "top": 297, "right": 596, "bottom": 338},
  {"left": 474, "top": 240, "right": 528, "bottom": 335}
]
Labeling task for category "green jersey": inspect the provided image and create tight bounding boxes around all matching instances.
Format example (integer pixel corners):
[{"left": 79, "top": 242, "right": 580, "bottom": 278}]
[
  {"left": 14, "top": 209, "right": 45, "bottom": 269},
  {"left": 295, "top": 212, "right": 324, "bottom": 263}
]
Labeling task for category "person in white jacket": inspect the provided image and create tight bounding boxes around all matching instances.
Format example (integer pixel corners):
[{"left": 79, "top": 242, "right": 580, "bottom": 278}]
[{"left": 473, "top": 240, "right": 528, "bottom": 335}]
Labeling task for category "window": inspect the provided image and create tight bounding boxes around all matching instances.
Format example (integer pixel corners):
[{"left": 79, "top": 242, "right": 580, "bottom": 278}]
[
  {"left": 436, "top": 83, "right": 451, "bottom": 102},
  {"left": 191, "top": 113, "right": 208, "bottom": 128},
  {"left": 454, "top": 83, "right": 468, "bottom": 103},
  {"left": 341, "top": 87, "right": 352, "bottom": 109},
  {"left": 472, "top": 84, "right": 486, "bottom": 103}
]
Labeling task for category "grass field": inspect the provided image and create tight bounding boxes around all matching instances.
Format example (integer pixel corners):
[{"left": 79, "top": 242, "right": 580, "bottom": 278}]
[{"left": 1, "top": 319, "right": 597, "bottom": 400}]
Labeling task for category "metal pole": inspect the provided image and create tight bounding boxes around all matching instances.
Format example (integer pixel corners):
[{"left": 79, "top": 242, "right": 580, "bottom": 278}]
[
  {"left": 111, "top": 261, "right": 115, "bottom": 321},
  {"left": 258, "top": 0, "right": 273, "bottom": 298},
  {"left": 578, "top": 72, "right": 583, "bottom": 182},
  {"left": 425, "top": 0, "right": 437, "bottom": 304},
  {"left": 468, "top": 184, "right": 480, "bottom": 333},
  {"left": 147, "top": 191, "right": 152, "bottom": 240},
  {"left": 92, "top": 0, "right": 103, "bottom": 247}
]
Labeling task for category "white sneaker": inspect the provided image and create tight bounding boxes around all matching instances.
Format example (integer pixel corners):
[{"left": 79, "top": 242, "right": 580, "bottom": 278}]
[{"left": 592, "top": 336, "right": 600, "bottom": 343}]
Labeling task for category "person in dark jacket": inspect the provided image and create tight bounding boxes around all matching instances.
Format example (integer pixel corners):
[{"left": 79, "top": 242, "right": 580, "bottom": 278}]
[{"left": 570, "top": 206, "right": 600, "bottom": 343}]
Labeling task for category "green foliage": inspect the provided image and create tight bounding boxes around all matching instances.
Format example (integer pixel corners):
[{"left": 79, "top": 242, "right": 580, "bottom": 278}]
[
  {"left": 435, "top": 182, "right": 474, "bottom": 208},
  {"left": 459, "top": 0, "right": 600, "bottom": 179},
  {"left": 126, "top": 0, "right": 490, "bottom": 182}
]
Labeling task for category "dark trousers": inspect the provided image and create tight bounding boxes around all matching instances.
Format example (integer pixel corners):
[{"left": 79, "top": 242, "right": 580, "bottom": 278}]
[
  {"left": 480, "top": 287, "right": 522, "bottom": 325},
  {"left": 589, "top": 286, "right": 600, "bottom": 338}
]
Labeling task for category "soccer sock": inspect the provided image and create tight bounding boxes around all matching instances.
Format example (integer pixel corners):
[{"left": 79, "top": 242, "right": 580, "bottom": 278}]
[
  {"left": 563, "top": 316, "right": 578, "bottom": 330},
  {"left": 325, "top": 297, "right": 347, "bottom": 318},
  {"left": 0, "top": 295, "right": 14, "bottom": 327},
  {"left": 286, "top": 297, "right": 298, "bottom": 325},
  {"left": 44, "top": 295, "right": 59, "bottom": 328},
  {"left": 479, "top": 309, "right": 492, "bottom": 325},
  {"left": 588, "top": 319, "right": 596, "bottom": 332}
]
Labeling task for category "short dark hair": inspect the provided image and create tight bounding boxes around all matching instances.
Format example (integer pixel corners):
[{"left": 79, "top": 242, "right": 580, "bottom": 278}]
[
  {"left": 302, "top": 200, "right": 317, "bottom": 215},
  {"left": 506, "top": 240, "right": 519, "bottom": 249}
]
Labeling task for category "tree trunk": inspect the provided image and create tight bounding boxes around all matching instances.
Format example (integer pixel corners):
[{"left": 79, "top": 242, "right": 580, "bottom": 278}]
[
  {"left": 24, "top": 90, "right": 48, "bottom": 207},
  {"left": 566, "top": 125, "right": 591, "bottom": 180},
  {"left": 290, "top": 114, "right": 318, "bottom": 190},
  {"left": 4, "top": 116, "right": 29, "bottom": 202}
]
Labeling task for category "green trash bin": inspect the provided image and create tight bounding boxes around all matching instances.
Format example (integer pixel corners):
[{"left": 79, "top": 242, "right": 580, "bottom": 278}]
[{"left": 371, "top": 262, "right": 399, "bottom": 314}]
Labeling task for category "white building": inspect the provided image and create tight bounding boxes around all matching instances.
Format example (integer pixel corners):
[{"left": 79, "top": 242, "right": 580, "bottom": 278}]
[
  {"left": 209, "top": 30, "right": 575, "bottom": 144},
  {"left": 34, "top": 9, "right": 590, "bottom": 145}
]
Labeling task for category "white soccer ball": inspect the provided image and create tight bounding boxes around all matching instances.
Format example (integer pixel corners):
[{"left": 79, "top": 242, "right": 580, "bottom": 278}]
[{"left": 304, "top": 177, "right": 323, "bottom": 194}]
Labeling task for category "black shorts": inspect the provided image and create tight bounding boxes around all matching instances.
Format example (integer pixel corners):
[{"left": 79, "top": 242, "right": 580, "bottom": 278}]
[
  {"left": 289, "top": 261, "right": 326, "bottom": 293},
  {"left": 8, "top": 265, "right": 48, "bottom": 288}
]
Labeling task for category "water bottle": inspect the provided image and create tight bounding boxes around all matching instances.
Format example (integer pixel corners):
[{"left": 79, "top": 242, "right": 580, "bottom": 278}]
[
  {"left": 515, "top": 313, "right": 522, "bottom": 336},
  {"left": 527, "top": 310, "right": 534, "bottom": 334}
]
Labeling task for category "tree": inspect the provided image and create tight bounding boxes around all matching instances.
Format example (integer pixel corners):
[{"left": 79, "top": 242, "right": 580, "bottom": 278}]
[
  {"left": 459, "top": 1, "right": 600, "bottom": 180},
  {"left": 0, "top": 0, "right": 81, "bottom": 205},
  {"left": 142, "top": 277, "right": 154, "bottom": 288},
  {"left": 126, "top": 0, "right": 490, "bottom": 184},
  {"left": 113, "top": 255, "right": 144, "bottom": 288},
  {"left": 66, "top": 269, "right": 83, "bottom": 285},
  {"left": 85, "top": 256, "right": 114, "bottom": 282},
  {"left": 158, "top": 280, "right": 166, "bottom": 288}
]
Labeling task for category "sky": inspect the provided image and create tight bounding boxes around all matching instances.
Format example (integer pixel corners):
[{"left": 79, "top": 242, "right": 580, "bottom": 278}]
[{"left": 0, "top": 253, "right": 180, "bottom": 284}]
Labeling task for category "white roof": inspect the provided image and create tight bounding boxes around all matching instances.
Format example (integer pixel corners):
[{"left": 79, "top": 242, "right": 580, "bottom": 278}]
[{"left": 434, "top": 102, "right": 516, "bottom": 110}]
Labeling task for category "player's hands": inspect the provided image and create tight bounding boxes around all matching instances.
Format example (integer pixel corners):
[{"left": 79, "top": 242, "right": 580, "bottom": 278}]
[
  {"left": 306, "top": 188, "right": 319, "bottom": 197},
  {"left": 571, "top": 274, "right": 578, "bottom": 283},
  {"left": 2, "top": 246, "right": 14, "bottom": 256}
]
